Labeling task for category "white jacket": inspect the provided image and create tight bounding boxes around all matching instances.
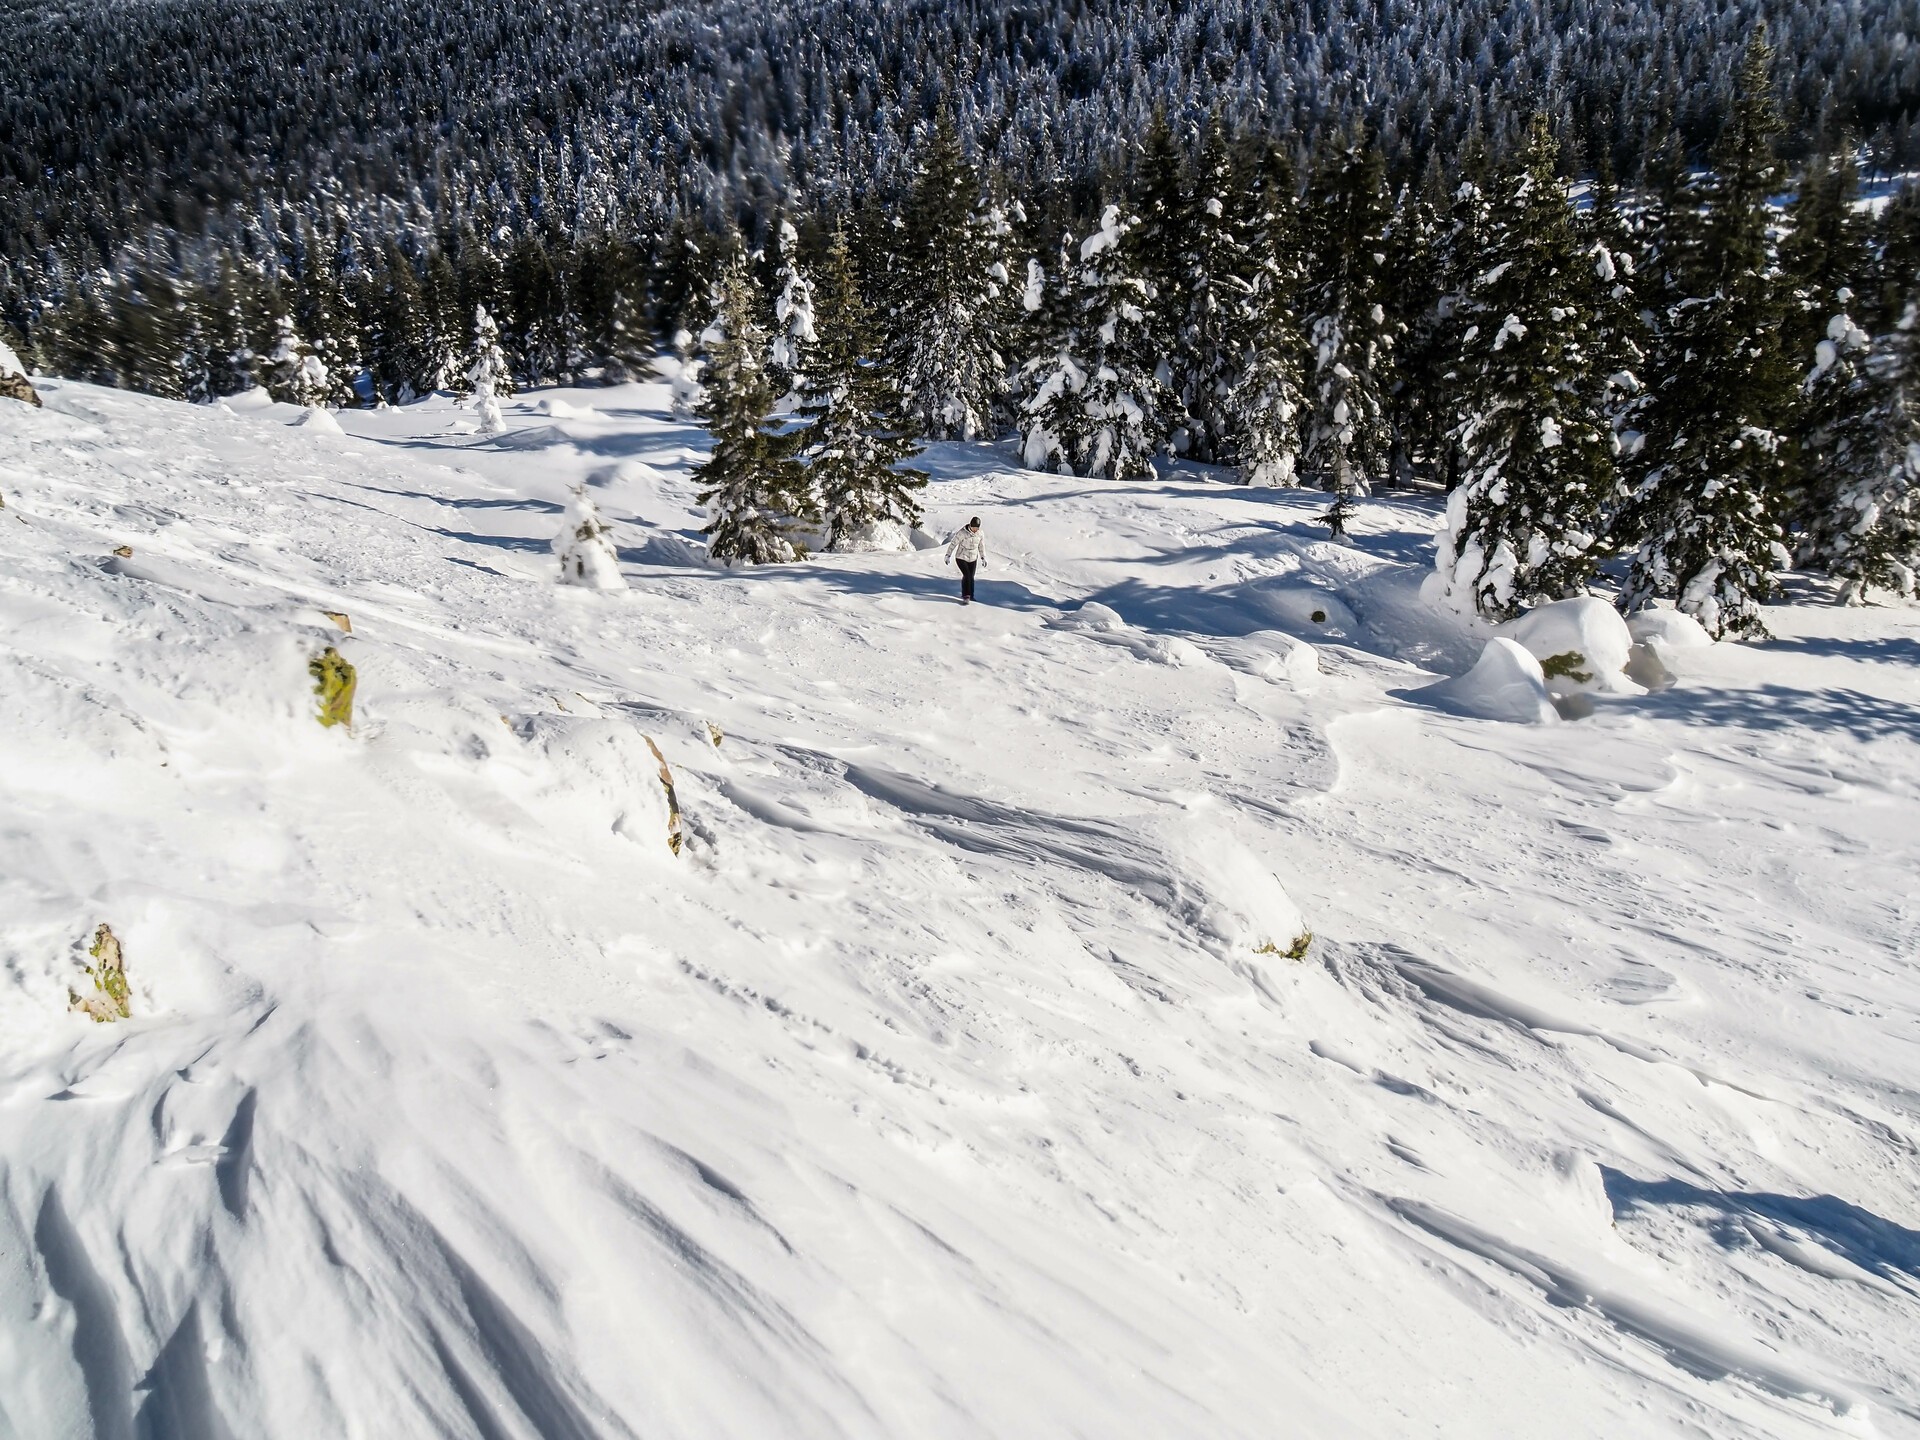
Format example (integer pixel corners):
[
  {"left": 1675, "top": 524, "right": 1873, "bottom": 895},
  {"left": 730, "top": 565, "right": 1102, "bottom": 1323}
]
[{"left": 945, "top": 527, "right": 987, "bottom": 564}]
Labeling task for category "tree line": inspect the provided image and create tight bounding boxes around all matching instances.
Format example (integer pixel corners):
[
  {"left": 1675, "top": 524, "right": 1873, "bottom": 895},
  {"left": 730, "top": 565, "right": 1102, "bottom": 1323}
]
[{"left": 6, "top": 33, "right": 1918, "bottom": 634}]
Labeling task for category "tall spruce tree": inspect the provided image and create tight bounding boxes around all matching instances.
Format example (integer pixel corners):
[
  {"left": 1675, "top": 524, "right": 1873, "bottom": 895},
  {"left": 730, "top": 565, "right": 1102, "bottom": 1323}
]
[
  {"left": 1130, "top": 109, "right": 1191, "bottom": 376},
  {"left": 796, "top": 225, "right": 928, "bottom": 550},
  {"left": 1225, "top": 139, "right": 1309, "bottom": 485},
  {"left": 1795, "top": 290, "right": 1920, "bottom": 598},
  {"left": 1170, "top": 118, "right": 1261, "bottom": 463},
  {"left": 1300, "top": 136, "right": 1399, "bottom": 536},
  {"left": 1018, "top": 204, "right": 1172, "bottom": 480},
  {"left": 1621, "top": 30, "right": 1799, "bottom": 638},
  {"left": 1432, "top": 117, "right": 1616, "bottom": 619},
  {"left": 1781, "top": 150, "right": 1870, "bottom": 363},
  {"left": 769, "top": 220, "right": 818, "bottom": 399},
  {"left": 883, "top": 120, "right": 1011, "bottom": 441},
  {"left": 695, "top": 260, "right": 815, "bottom": 563}
]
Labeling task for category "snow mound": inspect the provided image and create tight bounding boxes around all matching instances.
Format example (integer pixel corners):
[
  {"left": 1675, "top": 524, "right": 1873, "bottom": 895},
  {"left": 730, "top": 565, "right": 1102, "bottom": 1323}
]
[
  {"left": 1164, "top": 826, "right": 1310, "bottom": 959},
  {"left": 1245, "top": 582, "right": 1357, "bottom": 638},
  {"left": 1495, "top": 596, "right": 1644, "bottom": 698},
  {"left": 492, "top": 422, "right": 582, "bottom": 451},
  {"left": 1250, "top": 633, "right": 1321, "bottom": 686},
  {"left": 1627, "top": 607, "right": 1713, "bottom": 651},
  {"left": 0, "top": 338, "right": 26, "bottom": 379},
  {"left": 829, "top": 519, "right": 912, "bottom": 553},
  {"left": 586, "top": 458, "right": 665, "bottom": 488},
  {"left": 624, "top": 531, "right": 709, "bottom": 568},
  {"left": 1415, "top": 637, "right": 1560, "bottom": 723},
  {"left": 295, "top": 405, "right": 343, "bottom": 435},
  {"left": 1055, "top": 601, "right": 1128, "bottom": 633}
]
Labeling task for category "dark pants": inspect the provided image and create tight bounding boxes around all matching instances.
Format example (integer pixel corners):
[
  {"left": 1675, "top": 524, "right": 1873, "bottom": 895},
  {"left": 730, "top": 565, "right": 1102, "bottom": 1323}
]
[{"left": 956, "top": 559, "right": 977, "bottom": 600}]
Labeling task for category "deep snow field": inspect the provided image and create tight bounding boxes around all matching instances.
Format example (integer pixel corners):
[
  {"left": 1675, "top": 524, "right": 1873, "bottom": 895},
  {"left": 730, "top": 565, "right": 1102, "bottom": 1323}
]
[{"left": 1, "top": 378, "right": 1917, "bottom": 1440}]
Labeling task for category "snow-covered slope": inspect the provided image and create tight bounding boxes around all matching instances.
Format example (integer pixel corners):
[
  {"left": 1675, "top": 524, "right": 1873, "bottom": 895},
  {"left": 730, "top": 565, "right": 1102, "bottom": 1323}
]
[{"left": 2, "top": 380, "right": 1917, "bottom": 1439}]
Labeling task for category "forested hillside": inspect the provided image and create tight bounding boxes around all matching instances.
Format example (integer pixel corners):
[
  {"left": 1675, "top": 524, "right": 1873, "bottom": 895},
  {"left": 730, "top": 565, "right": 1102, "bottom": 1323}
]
[{"left": 3, "top": 4, "right": 1919, "bottom": 635}]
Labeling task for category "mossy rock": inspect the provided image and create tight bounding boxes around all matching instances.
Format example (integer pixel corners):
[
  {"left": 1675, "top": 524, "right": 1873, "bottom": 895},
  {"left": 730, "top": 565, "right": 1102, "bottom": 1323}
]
[
  {"left": 1539, "top": 650, "right": 1593, "bottom": 683},
  {"left": 309, "top": 646, "right": 357, "bottom": 728}
]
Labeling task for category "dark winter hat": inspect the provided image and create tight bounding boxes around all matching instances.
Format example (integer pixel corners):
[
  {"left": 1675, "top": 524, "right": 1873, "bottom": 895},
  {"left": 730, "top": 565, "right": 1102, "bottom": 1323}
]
[{"left": 968, "top": 516, "right": 980, "bottom": 527}]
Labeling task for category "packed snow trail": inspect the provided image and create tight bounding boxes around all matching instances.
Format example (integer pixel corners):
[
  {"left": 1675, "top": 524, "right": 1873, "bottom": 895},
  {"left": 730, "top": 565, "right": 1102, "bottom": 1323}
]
[{"left": 1, "top": 380, "right": 1917, "bottom": 1438}]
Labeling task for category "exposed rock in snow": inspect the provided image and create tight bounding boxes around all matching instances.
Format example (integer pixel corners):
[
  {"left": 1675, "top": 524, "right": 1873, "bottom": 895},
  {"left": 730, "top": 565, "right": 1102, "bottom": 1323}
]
[
  {"left": 1496, "top": 596, "right": 1644, "bottom": 698},
  {"left": 0, "top": 339, "right": 41, "bottom": 406},
  {"left": 1415, "top": 637, "right": 1561, "bottom": 723}
]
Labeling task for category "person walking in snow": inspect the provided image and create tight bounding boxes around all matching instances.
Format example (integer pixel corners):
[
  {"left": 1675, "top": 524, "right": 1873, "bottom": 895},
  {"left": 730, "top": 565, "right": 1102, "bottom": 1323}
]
[{"left": 945, "top": 516, "right": 987, "bottom": 603}]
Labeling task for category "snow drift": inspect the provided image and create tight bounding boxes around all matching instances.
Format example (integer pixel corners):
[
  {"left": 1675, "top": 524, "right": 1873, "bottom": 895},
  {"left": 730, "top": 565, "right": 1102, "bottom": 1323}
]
[{"left": 2, "top": 377, "right": 1918, "bottom": 1440}]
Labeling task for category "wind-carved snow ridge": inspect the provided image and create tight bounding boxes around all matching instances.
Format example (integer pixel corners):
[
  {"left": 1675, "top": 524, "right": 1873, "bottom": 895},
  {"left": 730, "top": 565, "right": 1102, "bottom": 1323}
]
[{"left": 1, "top": 376, "right": 1917, "bottom": 1439}]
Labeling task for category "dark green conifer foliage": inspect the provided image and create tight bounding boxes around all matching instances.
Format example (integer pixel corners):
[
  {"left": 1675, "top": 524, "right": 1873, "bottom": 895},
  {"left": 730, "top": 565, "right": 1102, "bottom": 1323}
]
[
  {"left": 796, "top": 224, "right": 928, "bottom": 549},
  {"left": 1300, "top": 135, "right": 1399, "bottom": 536},
  {"left": 1433, "top": 116, "right": 1617, "bottom": 619},
  {"left": 695, "top": 260, "right": 815, "bottom": 563},
  {"left": 884, "top": 118, "right": 1010, "bottom": 440},
  {"left": 1622, "top": 29, "right": 1799, "bottom": 637},
  {"left": 1225, "top": 139, "right": 1310, "bottom": 485},
  {"left": 1781, "top": 151, "right": 1869, "bottom": 361}
]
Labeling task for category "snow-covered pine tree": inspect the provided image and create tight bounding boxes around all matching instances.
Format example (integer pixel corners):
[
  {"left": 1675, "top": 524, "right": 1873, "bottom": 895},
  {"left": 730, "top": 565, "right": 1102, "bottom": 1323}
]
[
  {"left": 1781, "top": 150, "right": 1870, "bottom": 364},
  {"left": 1581, "top": 157, "right": 1648, "bottom": 441},
  {"left": 294, "top": 225, "right": 361, "bottom": 406},
  {"left": 1225, "top": 139, "right": 1309, "bottom": 485},
  {"left": 883, "top": 119, "right": 1011, "bottom": 440},
  {"left": 1169, "top": 119, "right": 1261, "bottom": 464},
  {"left": 669, "top": 327, "right": 705, "bottom": 419},
  {"left": 694, "top": 259, "right": 815, "bottom": 563},
  {"left": 553, "top": 485, "right": 627, "bottom": 589},
  {"left": 1128, "top": 109, "right": 1191, "bottom": 378},
  {"left": 1621, "top": 30, "right": 1799, "bottom": 638},
  {"left": 603, "top": 280, "right": 652, "bottom": 385},
  {"left": 1300, "top": 135, "right": 1399, "bottom": 536},
  {"left": 769, "top": 220, "right": 818, "bottom": 399},
  {"left": 266, "top": 314, "right": 330, "bottom": 407},
  {"left": 1018, "top": 204, "right": 1172, "bottom": 480},
  {"left": 1432, "top": 116, "right": 1617, "bottom": 620},
  {"left": 1795, "top": 290, "right": 1920, "bottom": 598},
  {"left": 795, "top": 224, "right": 928, "bottom": 550},
  {"left": 466, "top": 305, "right": 512, "bottom": 435}
]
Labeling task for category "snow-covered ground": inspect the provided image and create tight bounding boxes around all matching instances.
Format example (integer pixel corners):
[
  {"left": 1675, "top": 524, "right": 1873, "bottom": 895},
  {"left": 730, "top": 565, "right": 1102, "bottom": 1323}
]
[{"left": 2, "top": 379, "right": 1917, "bottom": 1439}]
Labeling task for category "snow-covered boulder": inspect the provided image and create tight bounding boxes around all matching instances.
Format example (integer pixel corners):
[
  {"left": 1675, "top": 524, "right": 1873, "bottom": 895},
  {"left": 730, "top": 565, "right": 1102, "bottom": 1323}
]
[
  {"left": 1494, "top": 596, "right": 1643, "bottom": 698},
  {"left": 1415, "top": 638, "right": 1560, "bottom": 724},
  {"left": 1622, "top": 606, "right": 1711, "bottom": 690},
  {"left": 554, "top": 487, "right": 626, "bottom": 590},
  {"left": 0, "top": 338, "right": 41, "bottom": 407},
  {"left": 1626, "top": 607, "right": 1712, "bottom": 652},
  {"left": 295, "top": 405, "right": 343, "bottom": 434}
]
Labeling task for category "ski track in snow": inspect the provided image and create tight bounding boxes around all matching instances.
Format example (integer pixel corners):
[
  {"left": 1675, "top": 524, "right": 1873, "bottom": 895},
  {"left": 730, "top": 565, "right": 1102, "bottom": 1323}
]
[{"left": 1, "top": 379, "right": 1917, "bottom": 1438}]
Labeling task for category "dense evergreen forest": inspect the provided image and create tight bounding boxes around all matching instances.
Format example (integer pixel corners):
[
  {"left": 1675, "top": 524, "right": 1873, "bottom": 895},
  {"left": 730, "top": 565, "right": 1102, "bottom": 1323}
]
[{"left": 2, "top": 2, "right": 1918, "bottom": 630}]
